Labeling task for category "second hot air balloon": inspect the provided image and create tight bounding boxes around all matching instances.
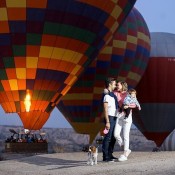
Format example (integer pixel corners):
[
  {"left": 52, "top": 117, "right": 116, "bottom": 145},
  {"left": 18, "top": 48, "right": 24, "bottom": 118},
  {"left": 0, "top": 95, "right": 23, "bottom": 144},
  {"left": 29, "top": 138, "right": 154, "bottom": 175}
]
[{"left": 57, "top": 8, "right": 151, "bottom": 143}]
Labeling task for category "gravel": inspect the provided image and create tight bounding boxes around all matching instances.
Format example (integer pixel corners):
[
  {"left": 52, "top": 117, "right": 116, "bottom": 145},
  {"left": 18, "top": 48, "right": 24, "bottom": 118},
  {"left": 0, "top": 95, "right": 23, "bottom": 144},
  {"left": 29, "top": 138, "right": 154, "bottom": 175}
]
[{"left": 0, "top": 151, "right": 175, "bottom": 175}]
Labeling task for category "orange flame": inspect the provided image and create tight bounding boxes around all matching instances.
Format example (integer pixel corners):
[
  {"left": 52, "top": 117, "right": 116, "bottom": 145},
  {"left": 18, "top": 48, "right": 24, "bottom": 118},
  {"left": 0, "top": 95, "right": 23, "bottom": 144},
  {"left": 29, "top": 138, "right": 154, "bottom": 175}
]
[{"left": 24, "top": 93, "right": 31, "bottom": 112}]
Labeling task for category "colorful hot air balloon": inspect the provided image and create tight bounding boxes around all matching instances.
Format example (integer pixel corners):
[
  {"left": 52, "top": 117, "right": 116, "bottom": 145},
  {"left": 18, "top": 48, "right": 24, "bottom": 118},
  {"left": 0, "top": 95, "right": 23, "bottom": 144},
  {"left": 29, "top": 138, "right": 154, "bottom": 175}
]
[
  {"left": 0, "top": 0, "right": 136, "bottom": 130},
  {"left": 57, "top": 7, "right": 151, "bottom": 143},
  {"left": 133, "top": 32, "right": 175, "bottom": 147}
]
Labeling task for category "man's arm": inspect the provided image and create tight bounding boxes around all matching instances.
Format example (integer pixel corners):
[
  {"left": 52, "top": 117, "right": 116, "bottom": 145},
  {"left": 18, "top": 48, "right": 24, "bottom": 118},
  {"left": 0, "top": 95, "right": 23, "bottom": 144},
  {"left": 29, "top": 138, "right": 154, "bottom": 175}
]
[{"left": 103, "top": 102, "right": 110, "bottom": 129}]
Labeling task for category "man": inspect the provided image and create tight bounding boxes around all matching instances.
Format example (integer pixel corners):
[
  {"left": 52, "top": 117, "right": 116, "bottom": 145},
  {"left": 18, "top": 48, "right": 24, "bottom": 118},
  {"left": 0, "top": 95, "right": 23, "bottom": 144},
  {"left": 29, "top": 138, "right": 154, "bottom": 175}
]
[{"left": 102, "top": 77, "right": 118, "bottom": 162}]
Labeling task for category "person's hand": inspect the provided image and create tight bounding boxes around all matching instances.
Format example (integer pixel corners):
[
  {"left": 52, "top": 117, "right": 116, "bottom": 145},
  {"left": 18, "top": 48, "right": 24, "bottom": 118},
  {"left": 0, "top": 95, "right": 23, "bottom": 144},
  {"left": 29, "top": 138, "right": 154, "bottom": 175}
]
[
  {"left": 123, "top": 105, "right": 129, "bottom": 109},
  {"left": 138, "top": 106, "right": 141, "bottom": 110}
]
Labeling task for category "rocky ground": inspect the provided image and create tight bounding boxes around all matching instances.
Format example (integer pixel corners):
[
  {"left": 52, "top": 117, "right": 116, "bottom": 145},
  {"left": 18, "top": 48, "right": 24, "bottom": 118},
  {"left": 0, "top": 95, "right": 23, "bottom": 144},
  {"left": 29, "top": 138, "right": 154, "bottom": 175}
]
[{"left": 0, "top": 151, "right": 175, "bottom": 175}]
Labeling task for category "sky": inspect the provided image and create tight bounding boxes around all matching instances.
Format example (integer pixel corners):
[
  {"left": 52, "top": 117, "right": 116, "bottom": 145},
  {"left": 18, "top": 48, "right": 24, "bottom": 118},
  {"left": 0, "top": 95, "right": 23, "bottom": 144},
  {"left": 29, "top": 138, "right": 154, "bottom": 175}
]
[
  {"left": 0, "top": 0, "right": 174, "bottom": 129},
  {"left": 135, "top": 0, "right": 175, "bottom": 34}
]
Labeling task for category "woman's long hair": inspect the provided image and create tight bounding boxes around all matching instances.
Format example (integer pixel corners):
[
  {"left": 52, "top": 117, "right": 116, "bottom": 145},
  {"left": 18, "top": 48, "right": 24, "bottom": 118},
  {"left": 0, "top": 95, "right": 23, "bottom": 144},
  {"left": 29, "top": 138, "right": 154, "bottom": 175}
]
[{"left": 117, "top": 81, "right": 128, "bottom": 92}]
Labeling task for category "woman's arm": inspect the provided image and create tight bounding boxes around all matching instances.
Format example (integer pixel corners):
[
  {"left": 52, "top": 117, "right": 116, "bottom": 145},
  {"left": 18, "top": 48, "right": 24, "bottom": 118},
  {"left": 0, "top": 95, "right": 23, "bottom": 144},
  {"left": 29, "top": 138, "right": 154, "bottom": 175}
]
[{"left": 125, "top": 103, "right": 137, "bottom": 108}]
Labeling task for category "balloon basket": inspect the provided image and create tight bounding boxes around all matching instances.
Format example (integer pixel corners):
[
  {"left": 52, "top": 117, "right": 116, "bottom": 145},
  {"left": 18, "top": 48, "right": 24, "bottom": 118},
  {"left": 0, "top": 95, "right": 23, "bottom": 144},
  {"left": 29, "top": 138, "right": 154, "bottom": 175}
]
[
  {"left": 5, "top": 142, "right": 48, "bottom": 154},
  {"left": 5, "top": 129, "right": 48, "bottom": 154}
]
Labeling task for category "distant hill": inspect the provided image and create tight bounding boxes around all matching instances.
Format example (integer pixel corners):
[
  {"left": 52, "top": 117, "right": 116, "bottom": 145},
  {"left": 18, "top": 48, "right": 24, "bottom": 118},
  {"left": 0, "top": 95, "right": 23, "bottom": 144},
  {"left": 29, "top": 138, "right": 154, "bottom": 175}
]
[{"left": 0, "top": 125, "right": 156, "bottom": 153}]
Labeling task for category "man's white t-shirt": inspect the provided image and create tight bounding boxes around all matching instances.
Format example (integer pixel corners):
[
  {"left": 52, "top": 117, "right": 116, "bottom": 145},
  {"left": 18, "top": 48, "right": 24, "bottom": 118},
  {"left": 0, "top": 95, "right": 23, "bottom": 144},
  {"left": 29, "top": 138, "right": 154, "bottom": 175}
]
[{"left": 103, "top": 94, "right": 117, "bottom": 116}]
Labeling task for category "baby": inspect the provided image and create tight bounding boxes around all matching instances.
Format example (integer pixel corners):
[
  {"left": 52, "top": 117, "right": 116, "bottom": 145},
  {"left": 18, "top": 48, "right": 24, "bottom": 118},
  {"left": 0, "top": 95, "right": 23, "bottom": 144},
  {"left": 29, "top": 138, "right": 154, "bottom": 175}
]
[{"left": 122, "top": 88, "right": 141, "bottom": 119}]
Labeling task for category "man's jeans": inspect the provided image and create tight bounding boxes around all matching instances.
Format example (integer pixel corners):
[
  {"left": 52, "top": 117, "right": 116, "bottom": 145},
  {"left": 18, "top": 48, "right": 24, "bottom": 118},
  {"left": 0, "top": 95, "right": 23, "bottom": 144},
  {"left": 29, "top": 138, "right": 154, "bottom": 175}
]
[{"left": 102, "top": 115, "right": 117, "bottom": 160}]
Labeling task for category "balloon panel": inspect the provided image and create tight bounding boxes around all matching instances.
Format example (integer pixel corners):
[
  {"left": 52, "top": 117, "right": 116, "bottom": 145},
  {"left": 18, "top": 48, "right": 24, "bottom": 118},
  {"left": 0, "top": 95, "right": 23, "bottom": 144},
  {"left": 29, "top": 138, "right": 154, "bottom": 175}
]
[
  {"left": 0, "top": 0, "right": 136, "bottom": 114},
  {"left": 19, "top": 111, "right": 50, "bottom": 130},
  {"left": 98, "top": 8, "right": 150, "bottom": 88},
  {"left": 136, "top": 58, "right": 175, "bottom": 103}
]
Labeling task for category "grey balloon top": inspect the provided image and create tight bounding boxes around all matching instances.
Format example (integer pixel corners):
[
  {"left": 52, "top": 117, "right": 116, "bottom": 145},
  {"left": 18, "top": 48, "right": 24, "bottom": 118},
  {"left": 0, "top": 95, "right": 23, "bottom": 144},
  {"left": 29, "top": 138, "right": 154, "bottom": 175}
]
[{"left": 150, "top": 32, "right": 175, "bottom": 57}]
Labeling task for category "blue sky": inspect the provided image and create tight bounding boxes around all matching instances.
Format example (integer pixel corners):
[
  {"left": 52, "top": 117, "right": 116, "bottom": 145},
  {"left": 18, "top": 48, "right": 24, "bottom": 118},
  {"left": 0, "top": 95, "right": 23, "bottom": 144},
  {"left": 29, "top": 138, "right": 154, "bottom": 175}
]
[
  {"left": 0, "top": 0, "right": 174, "bottom": 128},
  {"left": 135, "top": 0, "right": 175, "bottom": 33}
]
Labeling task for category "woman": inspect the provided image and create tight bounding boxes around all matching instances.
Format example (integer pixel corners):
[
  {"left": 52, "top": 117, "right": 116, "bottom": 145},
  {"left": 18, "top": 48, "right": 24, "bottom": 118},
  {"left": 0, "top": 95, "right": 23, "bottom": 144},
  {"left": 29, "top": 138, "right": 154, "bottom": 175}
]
[{"left": 114, "top": 81, "right": 136, "bottom": 162}]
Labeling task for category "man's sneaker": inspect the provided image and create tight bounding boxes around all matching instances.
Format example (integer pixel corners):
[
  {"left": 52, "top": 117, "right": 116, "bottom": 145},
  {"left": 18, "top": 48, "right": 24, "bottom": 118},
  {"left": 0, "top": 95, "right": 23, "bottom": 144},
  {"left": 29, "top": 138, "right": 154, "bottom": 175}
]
[
  {"left": 110, "top": 155, "right": 118, "bottom": 160},
  {"left": 118, "top": 155, "right": 127, "bottom": 162},
  {"left": 103, "top": 158, "right": 115, "bottom": 162}
]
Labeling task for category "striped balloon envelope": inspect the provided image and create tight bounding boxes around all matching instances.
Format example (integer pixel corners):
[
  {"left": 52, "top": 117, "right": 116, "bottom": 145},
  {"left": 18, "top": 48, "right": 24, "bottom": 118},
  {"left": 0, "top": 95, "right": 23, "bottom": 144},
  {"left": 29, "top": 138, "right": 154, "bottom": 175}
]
[
  {"left": 0, "top": 0, "right": 136, "bottom": 130},
  {"left": 57, "top": 8, "right": 151, "bottom": 143},
  {"left": 161, "top": 129, "right": 175, "bottom": 151},
  {"left": 134, "top": 32, "right": 175, "bottom": 147}
]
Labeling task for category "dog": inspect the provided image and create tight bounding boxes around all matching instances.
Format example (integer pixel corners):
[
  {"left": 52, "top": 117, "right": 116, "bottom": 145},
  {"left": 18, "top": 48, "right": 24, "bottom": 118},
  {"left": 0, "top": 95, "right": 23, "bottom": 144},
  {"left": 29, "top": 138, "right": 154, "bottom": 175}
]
[{"left": 87, "top": 145, "right": 98, "bottom": 165}]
